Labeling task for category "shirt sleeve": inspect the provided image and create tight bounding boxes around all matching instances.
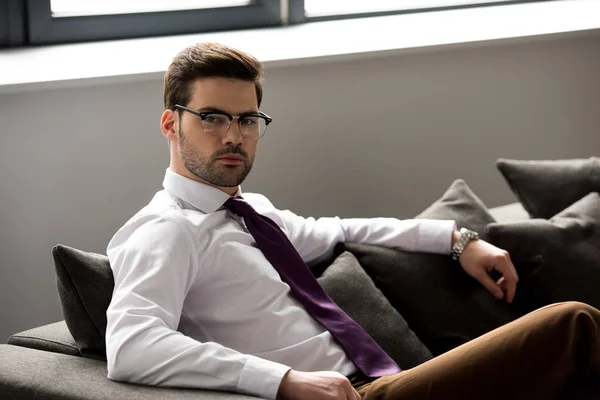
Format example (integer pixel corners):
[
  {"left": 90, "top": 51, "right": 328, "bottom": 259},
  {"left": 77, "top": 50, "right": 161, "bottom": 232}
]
[
  {"left": 105, "top": 213, "right": 290, "bottom": 400},
  {"left": 250, "top": 194, "right": 456, "bottom": 264}
]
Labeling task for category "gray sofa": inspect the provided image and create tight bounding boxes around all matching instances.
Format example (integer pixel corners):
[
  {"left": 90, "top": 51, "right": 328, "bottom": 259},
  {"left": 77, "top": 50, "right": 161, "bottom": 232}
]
[{"left": 0, "top": 202, "right": 530, "bottom": 400}]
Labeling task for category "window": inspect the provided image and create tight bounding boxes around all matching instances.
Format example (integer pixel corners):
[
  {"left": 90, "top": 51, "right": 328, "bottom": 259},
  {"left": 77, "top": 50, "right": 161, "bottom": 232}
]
[
  {"left": 1, "top": 0, "right": 555, "bottom": 48},
  {"left": 49, "top": 0, "right": 253, "bottom": 17},
  {"left": 291, "top": 0, "right": 551, "bottom": 22},
  {"left": 25, "top": 0, "right": 281, "bottom": 45}
]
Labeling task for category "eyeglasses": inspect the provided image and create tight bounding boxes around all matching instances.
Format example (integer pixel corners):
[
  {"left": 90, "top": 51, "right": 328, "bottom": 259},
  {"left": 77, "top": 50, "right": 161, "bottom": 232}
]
[{"left": 175, "top": 104, "right": 272, "bottom": 140}]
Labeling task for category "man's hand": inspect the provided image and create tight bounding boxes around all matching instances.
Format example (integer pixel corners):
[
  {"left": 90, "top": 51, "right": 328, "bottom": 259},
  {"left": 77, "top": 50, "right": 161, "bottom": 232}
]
[
  {"left": 454, "top": 231, "right": 519, "bottom": 303},
  {"left": 277, "top": 370, "right": 361, "bottom": 400}
]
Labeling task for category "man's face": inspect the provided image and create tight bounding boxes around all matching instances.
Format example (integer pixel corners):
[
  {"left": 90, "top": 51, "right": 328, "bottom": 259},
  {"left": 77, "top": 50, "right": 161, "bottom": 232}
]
[{"left": 171, "top": 78, "right": 259, "bottom": 192}]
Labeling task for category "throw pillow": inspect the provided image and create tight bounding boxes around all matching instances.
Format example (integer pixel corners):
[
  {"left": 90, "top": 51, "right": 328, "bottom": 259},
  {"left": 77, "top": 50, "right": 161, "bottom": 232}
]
[
  {"left": 336, "top": 179, "right": 524, "bottom": 357},
  {"left": 53, "top": 244, "right": 113, "bottom": 360},
  {"left": 486, "top": 192, "right": 600, "bottom": 309},
  {"left": 496, "top": 157, "right": 600, "bottom": 219},
  {"left": 317, "top": 251, "right": 433, "bottom": 369}
]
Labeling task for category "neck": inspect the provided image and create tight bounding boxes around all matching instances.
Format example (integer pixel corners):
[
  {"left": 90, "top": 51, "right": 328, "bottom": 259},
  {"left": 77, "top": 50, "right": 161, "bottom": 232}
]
[{"left": 167, "top": 165, "right": 239, "bottom": 196}]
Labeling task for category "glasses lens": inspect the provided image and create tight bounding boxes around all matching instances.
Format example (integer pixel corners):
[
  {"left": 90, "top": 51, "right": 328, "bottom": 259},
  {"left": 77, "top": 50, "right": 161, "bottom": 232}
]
[
  {"left": 202, "top": 113, "right": 230, "bottom": 136},
  {"left": 240, "top": 116, "right": 267, "bottom": 139}
]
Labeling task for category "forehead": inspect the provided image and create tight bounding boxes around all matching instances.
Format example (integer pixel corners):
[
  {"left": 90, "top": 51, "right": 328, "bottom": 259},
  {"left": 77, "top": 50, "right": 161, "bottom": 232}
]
[{"left": 188, "top": 78, "right": 258, "bottom": 112}]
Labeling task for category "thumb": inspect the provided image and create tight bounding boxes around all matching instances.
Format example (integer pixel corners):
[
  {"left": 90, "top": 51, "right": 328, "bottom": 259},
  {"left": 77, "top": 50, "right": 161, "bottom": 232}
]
[{"left": 477, "top": 272, "right": 504, "bottom": 299}]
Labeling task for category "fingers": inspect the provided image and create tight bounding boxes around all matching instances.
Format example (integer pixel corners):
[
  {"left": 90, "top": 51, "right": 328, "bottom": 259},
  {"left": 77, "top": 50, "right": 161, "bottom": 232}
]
[
  {"left": 343, "top": 378, "right": 361, "bottom": 400},
  {"left": 493, "top": 251, "right": 519, "bottom": 303},
  {"left": 462, "top": 241, "right": 520, "bottom": 304},
  {"left": 346, "top": 386, "right": 361, "bottom": 400},
  {"left": 478, "top": 272, "right": 505, "bottom": 300},
  {"left": 497, "top": 277, "right": 509, "bottom": 301}
]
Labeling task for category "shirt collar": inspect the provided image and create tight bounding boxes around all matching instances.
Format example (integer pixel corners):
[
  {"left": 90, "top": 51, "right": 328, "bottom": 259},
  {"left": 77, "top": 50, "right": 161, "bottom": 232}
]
[{"left": 162, "top": 168, "right": 243, "bottom": 213}]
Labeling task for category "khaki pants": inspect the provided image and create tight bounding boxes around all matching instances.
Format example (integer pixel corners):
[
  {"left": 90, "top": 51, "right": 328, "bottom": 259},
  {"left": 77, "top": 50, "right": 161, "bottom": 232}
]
[{"left": 350, "top": 302, "right": 600, "bottom": 399}]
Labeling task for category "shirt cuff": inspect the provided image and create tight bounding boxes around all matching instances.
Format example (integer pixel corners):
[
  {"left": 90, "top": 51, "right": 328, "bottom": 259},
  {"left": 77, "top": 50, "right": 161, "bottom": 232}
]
[
  {"left": 237, "top": 356, "right": 291, "bottom": 400},
  {"left": 417, "top": 219, "right": 456, "bottom": 254}
]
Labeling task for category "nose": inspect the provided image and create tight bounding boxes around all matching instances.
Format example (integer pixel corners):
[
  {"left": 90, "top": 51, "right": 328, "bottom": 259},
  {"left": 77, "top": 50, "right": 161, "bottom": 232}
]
[{"left": 220, "top": 120, "right": 243, "bottom": 146}]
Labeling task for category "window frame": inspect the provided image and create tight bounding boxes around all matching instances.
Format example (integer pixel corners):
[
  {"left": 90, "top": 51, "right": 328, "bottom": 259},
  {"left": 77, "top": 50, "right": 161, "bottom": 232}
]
[
  {"left": 25, "top": 0, "right": 282, "bottom": 45},
  {"left": 0, "top": 0, "right": 26, "bottom": 47},
  {"left": 291, "top": 0, "right": 555, "bottom": 23}
]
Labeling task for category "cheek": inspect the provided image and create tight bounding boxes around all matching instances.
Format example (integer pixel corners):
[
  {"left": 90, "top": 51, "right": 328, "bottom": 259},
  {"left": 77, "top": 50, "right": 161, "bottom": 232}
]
[
  {"left": 245, "top": 141, "right": 258, "bottom": 156},
  {"left": 181, "top": 127, "right": 217, "bottom": 154}
]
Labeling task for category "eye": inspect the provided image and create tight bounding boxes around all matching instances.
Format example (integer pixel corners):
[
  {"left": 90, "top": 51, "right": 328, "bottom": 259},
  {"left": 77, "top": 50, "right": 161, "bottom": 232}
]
[
  {"left": 204, "top": 114, "right": 228, "bottom": 125},
  {"left": 241, "top": 116, "right": 258, "bottom": 126}
]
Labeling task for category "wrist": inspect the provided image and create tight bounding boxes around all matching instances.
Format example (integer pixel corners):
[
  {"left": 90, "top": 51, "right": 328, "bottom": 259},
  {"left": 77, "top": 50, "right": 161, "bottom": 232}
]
[
  {"left": 451, "top": 228, "right": 480, "bottom": 261},
  {"left": 277, "top": 369, "right": 295, "bottom": 399},
  {"left": 451, "top": 229, "right": 461, "bottom": 248}
]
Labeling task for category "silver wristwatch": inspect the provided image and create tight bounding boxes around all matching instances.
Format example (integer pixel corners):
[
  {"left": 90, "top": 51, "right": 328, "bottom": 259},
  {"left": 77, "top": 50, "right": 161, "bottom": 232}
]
[{"left": 451, "top": 228, "right": 479, "bottom": 261}]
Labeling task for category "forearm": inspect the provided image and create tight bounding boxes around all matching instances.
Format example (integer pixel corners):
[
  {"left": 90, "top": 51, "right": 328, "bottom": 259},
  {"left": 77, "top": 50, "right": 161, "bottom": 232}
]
[
  {"left": 340, "top": 217, "right": 456, "bottom": 254},
  {"left": 106, "top": 320, "right": 290, "bottom": 399}
]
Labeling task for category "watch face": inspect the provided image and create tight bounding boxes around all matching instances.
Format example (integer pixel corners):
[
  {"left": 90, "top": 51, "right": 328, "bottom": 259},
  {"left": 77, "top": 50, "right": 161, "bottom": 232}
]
[{"left": 465, "top": 229, "right": 478, "bottom": 239}]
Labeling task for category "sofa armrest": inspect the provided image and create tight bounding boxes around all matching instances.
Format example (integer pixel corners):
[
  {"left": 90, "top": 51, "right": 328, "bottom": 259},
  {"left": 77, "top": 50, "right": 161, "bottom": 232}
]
[
  {"left": 0, "top": 344, "right": 262, "bottom": 400},
  {"left": 7, "top": 321, "right": 80, "bottom": 357}
]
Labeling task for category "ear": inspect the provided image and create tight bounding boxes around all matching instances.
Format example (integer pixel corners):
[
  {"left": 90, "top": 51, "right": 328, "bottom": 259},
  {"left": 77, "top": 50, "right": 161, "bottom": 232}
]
[{"left": 161, "top": 109, "right": 178, "bottom": 143}]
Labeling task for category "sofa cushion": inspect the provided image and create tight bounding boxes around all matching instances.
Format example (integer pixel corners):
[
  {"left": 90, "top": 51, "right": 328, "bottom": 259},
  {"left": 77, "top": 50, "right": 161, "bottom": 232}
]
[
  {"left": 53, "top": 244, "right": 114, "bottom": 360},
  {"left": 0, "top": 344, "right": 258, "bottom": 400},
  {"left": 486, "top": 192, "right": 600, "bottom": 310},
  {"left": 7, "top": 321, "right": 79, "bottom": 357},
  {"left": 496, "top": 157, "right": 600, "bottom": 219},
  {"left": 336, "top": 179, "right": 523, "bottom": 356},
  {"left": 317, "top": 251, "right": 433, "bottom": 369}
]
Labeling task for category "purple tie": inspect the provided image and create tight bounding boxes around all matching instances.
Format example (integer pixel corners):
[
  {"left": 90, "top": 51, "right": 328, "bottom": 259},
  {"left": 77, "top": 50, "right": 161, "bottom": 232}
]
[{"left": 224, "top": 196, "right": 401, "bottom": 377}]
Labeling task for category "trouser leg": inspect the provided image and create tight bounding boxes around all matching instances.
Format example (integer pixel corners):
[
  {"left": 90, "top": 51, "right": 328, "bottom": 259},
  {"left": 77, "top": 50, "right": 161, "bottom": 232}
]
[{"left": 354, "top": 302, "right": 600, "bottom": 400}]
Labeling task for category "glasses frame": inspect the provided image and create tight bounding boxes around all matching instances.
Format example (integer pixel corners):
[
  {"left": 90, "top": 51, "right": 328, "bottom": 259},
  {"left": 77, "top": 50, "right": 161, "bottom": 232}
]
[{"left": 174, "top": 104, "right": 273, "bottom": 140}]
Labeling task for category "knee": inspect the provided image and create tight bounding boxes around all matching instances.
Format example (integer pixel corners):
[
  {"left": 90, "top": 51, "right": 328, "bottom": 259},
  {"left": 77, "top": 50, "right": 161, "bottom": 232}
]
[
  {"left": 554, "top": 301, "right": 600, "bottom": 325},
  {"left": 557, "top": 301, "right": 597, "bottom": 313}
]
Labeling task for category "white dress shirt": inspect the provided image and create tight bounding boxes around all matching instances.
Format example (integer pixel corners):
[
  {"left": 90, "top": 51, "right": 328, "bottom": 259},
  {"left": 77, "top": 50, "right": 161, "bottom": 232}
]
[{"left": 105, "top": 169, "right": 455, "bottom": 399}]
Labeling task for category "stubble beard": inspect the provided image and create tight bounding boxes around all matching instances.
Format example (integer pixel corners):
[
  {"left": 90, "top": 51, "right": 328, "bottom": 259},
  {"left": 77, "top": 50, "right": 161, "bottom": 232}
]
[{"left": 178, "top": 126, "right": 254, "bottom": 188}]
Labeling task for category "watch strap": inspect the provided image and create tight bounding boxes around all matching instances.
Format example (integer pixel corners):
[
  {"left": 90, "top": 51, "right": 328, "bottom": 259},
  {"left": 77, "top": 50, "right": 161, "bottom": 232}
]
[{"left": 451, "top": 228, "right": 479, "bottom": 261}]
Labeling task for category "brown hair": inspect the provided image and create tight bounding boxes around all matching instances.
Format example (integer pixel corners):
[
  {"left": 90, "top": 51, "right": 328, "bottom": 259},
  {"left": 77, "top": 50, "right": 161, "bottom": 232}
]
[{"left": 163, "top": 42, "right": 263, "bottom": 111}]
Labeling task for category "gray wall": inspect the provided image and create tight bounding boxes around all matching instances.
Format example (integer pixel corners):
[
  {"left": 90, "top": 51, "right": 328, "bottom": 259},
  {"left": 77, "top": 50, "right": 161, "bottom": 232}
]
[{"left": 1, "top": 30, "right": 600, "bottom": 342}]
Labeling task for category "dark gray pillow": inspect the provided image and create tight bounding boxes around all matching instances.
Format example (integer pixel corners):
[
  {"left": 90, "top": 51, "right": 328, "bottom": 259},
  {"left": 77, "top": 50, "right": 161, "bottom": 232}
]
[
  {"left": 486, "top": 192, "right": 600, "bottom": 309},
  {"left": 336, "top": 179, "right": 524, "bottom": 356},
  {"left": 317, "top": 251, "right": 433, "bottom": 369},
  {"left": 415, "top": 179, "right": 496, "bottom": 232},
  {"left": 53, "top": 244, "right": 113, "bottom": 360},
  {"left": 497, "top": 157, "right": 600, "bottom": 219}
]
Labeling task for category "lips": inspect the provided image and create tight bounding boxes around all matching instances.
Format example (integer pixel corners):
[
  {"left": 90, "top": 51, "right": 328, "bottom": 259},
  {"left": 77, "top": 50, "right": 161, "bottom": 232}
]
[{"left": 217, "top": 153, "right": 244, "bottom": 161}]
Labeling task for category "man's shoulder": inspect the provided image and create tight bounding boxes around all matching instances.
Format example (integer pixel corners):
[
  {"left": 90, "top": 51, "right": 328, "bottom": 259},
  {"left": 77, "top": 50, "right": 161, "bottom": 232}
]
[
  {"left": 107, "top": 190, "right": 195, "bottom": 252},
  {"left": 130, "top": 190, "right": 191, "bottom": 228}
]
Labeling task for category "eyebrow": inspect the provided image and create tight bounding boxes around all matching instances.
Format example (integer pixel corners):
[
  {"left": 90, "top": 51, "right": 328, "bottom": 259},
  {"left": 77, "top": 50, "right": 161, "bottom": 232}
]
[{"left": 196, "top": 106, "right": 259, "bottom": 115}]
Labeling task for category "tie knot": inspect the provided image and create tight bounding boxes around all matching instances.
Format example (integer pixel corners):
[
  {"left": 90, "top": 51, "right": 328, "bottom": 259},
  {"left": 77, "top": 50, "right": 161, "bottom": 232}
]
[{"left": 224, "top": 197, "right": 257, "bottom": 217}]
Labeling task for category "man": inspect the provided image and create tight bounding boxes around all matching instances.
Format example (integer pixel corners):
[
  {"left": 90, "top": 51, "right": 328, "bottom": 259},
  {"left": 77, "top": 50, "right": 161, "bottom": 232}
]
[{"left": 105, "top": 42, "right": 600, "bottom": 400}]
